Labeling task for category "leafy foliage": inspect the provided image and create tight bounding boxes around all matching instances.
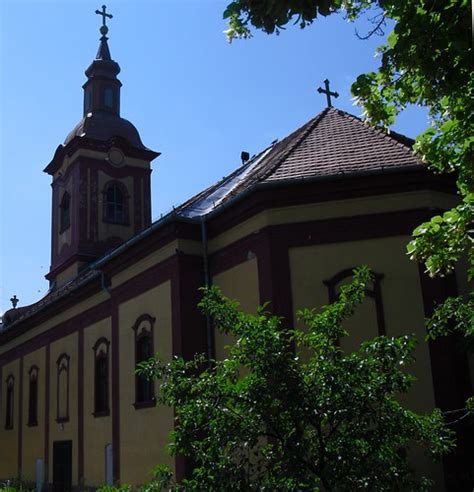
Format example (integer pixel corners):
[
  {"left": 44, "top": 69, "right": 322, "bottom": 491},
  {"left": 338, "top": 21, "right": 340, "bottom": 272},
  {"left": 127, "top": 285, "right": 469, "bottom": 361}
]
[
  {"left": 96, "top": 485, "right": 131, "bottom": 492},
  {"left": 0, "top": 479, "right": 34, "bottom": 492},
  {"left": 139, "top": 269, "right": 453, "bottom": 490}
]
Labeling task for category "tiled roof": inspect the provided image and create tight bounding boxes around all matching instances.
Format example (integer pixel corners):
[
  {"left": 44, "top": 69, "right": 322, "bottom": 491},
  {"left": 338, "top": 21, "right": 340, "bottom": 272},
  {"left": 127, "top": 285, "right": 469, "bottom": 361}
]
[
  {"left": 1, "top": 107, "right": 422, "bottom": 332},
  {"left": 179, "top": 107, "right": 421, "bottom": 217}
]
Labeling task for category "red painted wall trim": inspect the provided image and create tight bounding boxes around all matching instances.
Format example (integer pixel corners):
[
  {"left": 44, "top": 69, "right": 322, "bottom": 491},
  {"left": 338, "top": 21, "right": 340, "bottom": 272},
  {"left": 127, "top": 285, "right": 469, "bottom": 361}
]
[
  {"left": 90, "top": 167, "right": 99, "bottom": 242},
  {"left": 417, "top": 266, "right": 473, "bottom": 489},
  {"left": 0, "top": 366, "right": 2, "bottom": 447},
  {"left": 169, "top": 254, "right": 207, "bottom": 480},
  {"left": 111, "top": 299, "right": 120, "bottom": 484},
  {"left": 18, "top": 356, "right": 24, "bottom": 479},
  {"left": 254, "top": 231, "right": 293, "bottom": 326},
  {"left": 78, "top": 328, "right": 84, "bottom": 484},
  {"left": 44, "top": 344, "right": 50, "bottom": 484}
]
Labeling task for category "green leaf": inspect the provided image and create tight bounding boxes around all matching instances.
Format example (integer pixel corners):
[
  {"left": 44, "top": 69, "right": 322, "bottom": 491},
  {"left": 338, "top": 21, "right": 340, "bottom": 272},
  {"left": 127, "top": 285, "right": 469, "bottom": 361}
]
[{"left": 387, "top": 30, "right": 398, "bottom": 49}]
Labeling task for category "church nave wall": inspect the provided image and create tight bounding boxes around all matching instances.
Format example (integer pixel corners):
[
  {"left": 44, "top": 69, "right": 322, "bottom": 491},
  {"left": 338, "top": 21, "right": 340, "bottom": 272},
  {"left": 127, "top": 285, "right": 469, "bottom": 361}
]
[
  {"left": 288, "top": 235, "right": 444, "bottom": 489},
  {"left": 118, "top": 281, "right": 175, "bottom": 486},
  {"left": 20, "top": 348, "right": 45, "bottom": 484},
  {"left": 48, "top": 332, "right": 79, "bottom": 485},
  {"left": 212, "top": 257, "right": 260, "bottom": 362},
  {"left": 0, "top": 359, "right": 20, "bottom": 480},
  {"left": 83, "top": 317, "right": 113, "bottom": 487}
]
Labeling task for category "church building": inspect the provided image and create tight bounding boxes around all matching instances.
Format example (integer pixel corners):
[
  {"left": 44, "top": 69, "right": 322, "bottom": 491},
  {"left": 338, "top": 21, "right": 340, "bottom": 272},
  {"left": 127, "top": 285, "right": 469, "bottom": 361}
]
[{"left": 0, "top": 8, "right": 471, "bottom": 492}]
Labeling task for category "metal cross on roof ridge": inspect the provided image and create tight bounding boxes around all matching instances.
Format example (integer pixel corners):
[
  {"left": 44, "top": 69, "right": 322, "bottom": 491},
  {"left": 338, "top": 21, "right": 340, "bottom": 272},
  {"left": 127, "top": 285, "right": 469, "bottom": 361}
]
[
  {"left": 95, "top": 5, "right": 113, "bottom": 31},
  {"left": 317, "top": 79, "right": 339, "bottom": 107}
]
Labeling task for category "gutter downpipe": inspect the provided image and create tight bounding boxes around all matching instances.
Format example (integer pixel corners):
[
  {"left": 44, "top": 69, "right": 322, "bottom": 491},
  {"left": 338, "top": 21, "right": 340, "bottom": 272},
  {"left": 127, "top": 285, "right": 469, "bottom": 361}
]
[
  {"left": 200, "top": 217, "right": 214, "bottom": 366},
  {"left": 94, "top": 268, "right": 111, "bottom": 296}
]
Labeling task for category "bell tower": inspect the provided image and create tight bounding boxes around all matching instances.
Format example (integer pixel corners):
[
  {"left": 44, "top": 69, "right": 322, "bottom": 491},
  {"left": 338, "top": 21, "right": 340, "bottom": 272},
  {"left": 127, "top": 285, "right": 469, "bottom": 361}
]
[{"left": 44, "top": 6, "right": 159, "bottom": 288}]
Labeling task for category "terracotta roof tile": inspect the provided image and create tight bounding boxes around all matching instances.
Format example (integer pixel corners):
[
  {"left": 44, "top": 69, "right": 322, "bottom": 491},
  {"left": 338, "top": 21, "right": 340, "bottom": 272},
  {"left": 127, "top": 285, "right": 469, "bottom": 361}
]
[{"left": 179, "top": 107, "right": 421, "bottom": 216}]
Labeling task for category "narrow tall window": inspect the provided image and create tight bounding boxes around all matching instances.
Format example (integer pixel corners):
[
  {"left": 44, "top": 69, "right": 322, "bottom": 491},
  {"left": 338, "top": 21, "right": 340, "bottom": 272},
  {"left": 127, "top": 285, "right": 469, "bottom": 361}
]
[
  {"left": 104, "top": 87, "right": 114, "bottom": 109},
  {"left": 5, "top": 375, "right": 14, "bottom": 430},
  {"left": 56, "top": 353, "right": 70, "bottom": 423},
  {"left": 132, "top": 314, "right": 156, "bottom": 408},
  {"left": 28, "top": 366, "right": 39, "bottom": 427},
  {"left": 59, "top": 192, "right": 71, "bottom": 232},
  {"left": 103, "top": 181, "right": 128, "bottom": 225},
  {"left": 93, "top": 338, "right": 110, "bottom": 417},
  {"left": 84, "top": 90, "right": 92, "bottom": 113}
]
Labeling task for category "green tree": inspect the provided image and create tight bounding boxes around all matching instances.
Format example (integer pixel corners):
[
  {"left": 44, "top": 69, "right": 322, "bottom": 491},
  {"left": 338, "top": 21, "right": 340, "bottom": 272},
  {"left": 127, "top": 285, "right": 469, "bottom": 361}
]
[
  {"left": 224, "top": 0, "right": 473, "bottom": 338},
  {"left": 139, "top": 268, "right": 453, "bottom": 491}
]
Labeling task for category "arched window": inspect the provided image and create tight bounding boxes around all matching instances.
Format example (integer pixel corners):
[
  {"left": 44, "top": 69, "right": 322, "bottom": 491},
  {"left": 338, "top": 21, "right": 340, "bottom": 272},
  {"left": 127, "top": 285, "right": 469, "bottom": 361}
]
[
  {"left": 93, "top": 338, "right": 110, "bottom": 417},
  {"left": 28, "top": 366, "right": 39, "bottom": 427},
  {"left": 323, "top": 268, "right": 386, "bottom": 336},
  {"left": 103, "top": 181, "right": 129, "bottom": 225},
  {"left": 4, "top": 375, "right": 14, "bottom": 430},
  {"left": 132, "top": 314, "right": 156, "bottom": 409},
  {"left": 56, "top": 353, "right": 70, "bottom": 423},
  {"left": 59, "top": 192, "right": 71, "bottom": 232}
]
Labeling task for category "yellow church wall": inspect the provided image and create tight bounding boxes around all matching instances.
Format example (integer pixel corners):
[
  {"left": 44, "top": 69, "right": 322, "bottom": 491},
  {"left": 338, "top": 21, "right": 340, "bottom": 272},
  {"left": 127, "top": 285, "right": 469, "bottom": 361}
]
[
  {"left": 110, "top": 238, "right": 202, "bottom": 291},
  {"left": 110, "top": 240, "right": 179, "bottom": 290},
  {"left": 83, "top": 318, "right": 112, "bottom": 487},
  {"left": 55, "top": 262, "right": 81, "bottom": 288},
  {"left": 0, "top": 359, "right": 19, "bottom": 480},
  {"left": 118, "top": 281, "right": 175, "bottom": 486},
  {"left": 20, "top": 348, "right": 46, "bottom": 484},
  {"left": 48, "top": 332, "right": 79, "bottom": 485},
  {"left": 209, "top": 190, "right": 458, "bottom": 254},
  {"left": 212, "top": 257, "right": 260, "bottom": 361},
  {"left": 289, "top": 235, "right": 444, "bottom": 489}
]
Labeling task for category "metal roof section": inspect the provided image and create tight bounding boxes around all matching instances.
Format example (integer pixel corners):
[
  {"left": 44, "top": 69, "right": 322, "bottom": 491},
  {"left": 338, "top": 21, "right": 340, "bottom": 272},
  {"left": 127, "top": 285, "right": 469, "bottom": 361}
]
[{"left": 180, "top": 147, "right": 273, "bottom": 218}]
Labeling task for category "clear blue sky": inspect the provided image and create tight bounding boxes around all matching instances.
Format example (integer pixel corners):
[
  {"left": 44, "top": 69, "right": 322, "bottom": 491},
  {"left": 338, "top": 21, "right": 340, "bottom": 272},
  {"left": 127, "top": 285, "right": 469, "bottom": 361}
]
[{"left": 0, "top": 0, "right": 429, "bottom": 315}]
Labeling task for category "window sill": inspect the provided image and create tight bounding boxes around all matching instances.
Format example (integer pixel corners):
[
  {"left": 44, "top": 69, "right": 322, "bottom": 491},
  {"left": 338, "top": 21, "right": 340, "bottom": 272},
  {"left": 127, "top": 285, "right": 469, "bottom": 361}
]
[
  {"left": 133, "top": 399, "right": 155, "bottom": 410},
  {"left": 93, "top": 410, "right": 110, "bottom": 418},
  {"left": 56, "top": 417, "right": 69, "bottom": 424}
]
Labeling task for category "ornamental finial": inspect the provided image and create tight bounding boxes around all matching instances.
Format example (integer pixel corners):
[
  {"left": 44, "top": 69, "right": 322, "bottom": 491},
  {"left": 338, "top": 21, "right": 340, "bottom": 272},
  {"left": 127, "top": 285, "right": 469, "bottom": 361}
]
[{"left": 95, "top": 5, "right": 113, "bottom": 37}]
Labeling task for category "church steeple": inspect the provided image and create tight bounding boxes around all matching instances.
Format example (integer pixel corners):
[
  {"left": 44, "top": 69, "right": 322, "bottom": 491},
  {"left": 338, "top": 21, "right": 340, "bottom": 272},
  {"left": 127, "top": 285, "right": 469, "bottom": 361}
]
[
  {"left": 44, "top": 6, "right": 159, "bottom": 289},
  {"left": 83, "top": 5, "right": 121, "bottom": 117}
]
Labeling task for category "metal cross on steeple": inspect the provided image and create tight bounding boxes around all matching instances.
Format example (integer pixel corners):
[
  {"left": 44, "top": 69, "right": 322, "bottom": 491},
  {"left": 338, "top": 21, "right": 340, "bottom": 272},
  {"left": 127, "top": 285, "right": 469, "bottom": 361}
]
[
  {"left": 95, "top": 5, "right": 113, "bottom": 34},
  {"left": 317, "top": 79, "right": 339, "bottom": 107},
  {"left": 10, "top": 295, "right": 19, "bottom": 309}
]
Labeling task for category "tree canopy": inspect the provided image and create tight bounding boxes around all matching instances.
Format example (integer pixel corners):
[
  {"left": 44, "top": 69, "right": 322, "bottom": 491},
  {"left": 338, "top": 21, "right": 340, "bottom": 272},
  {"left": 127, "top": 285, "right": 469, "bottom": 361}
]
[{"left": 140, "top": 269, "right": 453, "bottom": 491}]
